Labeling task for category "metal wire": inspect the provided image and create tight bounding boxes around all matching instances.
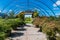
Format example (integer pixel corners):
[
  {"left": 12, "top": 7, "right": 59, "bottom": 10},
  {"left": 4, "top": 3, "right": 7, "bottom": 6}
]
[
  {"left": 14, "top": 2, "right": 50, "bottom": 16},
  {"left": 2, "top": 0, "right": 57, "bottom": 17},
  {"left": 50, "top": 0, "right": 60, "bottom": 9},
  {"left": 15, "top": 3, "right": 49, "bottom": 16},
  {"left": 32, "top": 5, "right": 47, "bottom": 16},
  {"left": 31, "top": 2, "right": 50, "bottom": 16},
  {"left": 35, "top": 0, "right": 56, "bottom": 16},
  {"left": 1, "top": 0, "right": 18, "bottom": 12}
]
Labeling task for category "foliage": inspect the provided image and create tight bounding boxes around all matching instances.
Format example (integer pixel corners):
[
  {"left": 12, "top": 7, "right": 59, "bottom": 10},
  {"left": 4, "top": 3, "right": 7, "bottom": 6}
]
[
  {"left": 16, "top": 12, "right": 25, "bottom": 21},
  {"left": 33, "top": 16, "right": 60, "bottom": 40},
  {"left": 48, "top": 16, "right": 55, "bottom": 21},
  {"left": 0, "top": 18, "right": 24, "bottom": 40},
  {"left": 16, "top": 12, "right": 25, "bottom": 25},
  {"left": 0, "top": 32, "right": 6, "bottom": 40},
  {"left": 33, "top": 16, "right": 48, "bottom": 27},
  {"left": 32, "top": 10, "right": 39, "bottom": 18},
  {"left": 25, "top": 17, "right": 32, "bottom": 24},
  {"left": 8, "top": 11, "right": 15, "bottom": 18},
  {"left": 0, "top": 11, "right": 26, "bottom": 40}
]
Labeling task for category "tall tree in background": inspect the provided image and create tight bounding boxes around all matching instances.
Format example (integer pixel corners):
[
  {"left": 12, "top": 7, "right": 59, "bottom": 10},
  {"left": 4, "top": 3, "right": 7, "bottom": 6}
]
[
  {"left": 16, "top": 12, "right": 25, "bottom": 25},
  {"left": 32, "top": 10, "right": 39, "bottom": 18},
  {"left": 16, "top": 12, "right": 25, "bottom": 21},
  {"left": 8, "top": 10, "right": 15, "bottom": 18},
  {"left": 3, "top": 13, "right": 8, "bottom": 19}
]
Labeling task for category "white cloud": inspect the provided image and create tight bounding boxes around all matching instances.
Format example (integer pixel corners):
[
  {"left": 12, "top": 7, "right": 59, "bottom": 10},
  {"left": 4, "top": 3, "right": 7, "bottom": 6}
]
[
  {"left": 53, "top": 4, "right": 56, "bottom": 7},
  {"left": 0, "top": 10, "right": 1, "bottom": 12},
  {"left": 9, "top": 9, "right": 12, "bottom": 12},
  {"left": 56, "top": 13, "right": 60, "bottom": 16},
  {"left": 53, "top": 0, "right": 60, "bottom": 7}
]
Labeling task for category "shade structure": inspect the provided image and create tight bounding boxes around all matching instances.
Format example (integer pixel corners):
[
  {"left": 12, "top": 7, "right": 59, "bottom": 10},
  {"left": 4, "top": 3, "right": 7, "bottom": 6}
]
[{"left": 0, "top": 0, "right": 60, "bottom": 16}]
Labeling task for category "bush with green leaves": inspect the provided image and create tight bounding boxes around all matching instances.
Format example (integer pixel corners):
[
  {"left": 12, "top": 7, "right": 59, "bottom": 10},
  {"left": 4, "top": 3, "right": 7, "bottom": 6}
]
[
  {"left": 42, "top": 21, "right": 56, "bottom": 40},
  {"left": 0, "top": 32, "right": 6, "bottom": 40},
  {"left": 16, "top": 12, "right": 25, "bottom": 21},
  {"left": 0, "top": 19, "right": 11, "bottom": 40},
  {"left": 25, "top": 17, "right": 32, "bottom": 24},
  {"left": 0, "top": 18, "right": 25, "bottom": 40},
  {"left": 8, "top": 10, "right": 15, "bottom": 18},
  {"left": 32, "top": 10, "right": 39, "bottom": 18}
]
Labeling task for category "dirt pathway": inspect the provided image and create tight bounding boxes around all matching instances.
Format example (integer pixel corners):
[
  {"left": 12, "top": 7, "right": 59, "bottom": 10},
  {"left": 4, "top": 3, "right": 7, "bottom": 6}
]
[{"left": 8, "top": 24, "right": 47, "bottom": 40}]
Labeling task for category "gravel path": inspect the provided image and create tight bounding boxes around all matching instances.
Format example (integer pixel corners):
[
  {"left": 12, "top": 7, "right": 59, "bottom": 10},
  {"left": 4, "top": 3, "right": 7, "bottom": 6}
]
[{"left": 8, "top": 24, "right": 47, "bottom": 40}]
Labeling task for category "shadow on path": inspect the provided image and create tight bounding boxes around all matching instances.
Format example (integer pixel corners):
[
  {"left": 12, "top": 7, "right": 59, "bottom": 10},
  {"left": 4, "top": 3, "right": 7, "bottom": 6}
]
[
  {"left": 9, "top": 25, "right": 25, "bottom": 38},
  {"left": 15, "top": 28, "right": 26, "bottom": 31},
  {"left": 10, "top": 32, "right": 24, "bottom": 38},
  {"left": 25, "top": 25, "right": 31, "bottom": 27},
  {"left": 14, "top": 25, "right": 26, "bottom": 31}
]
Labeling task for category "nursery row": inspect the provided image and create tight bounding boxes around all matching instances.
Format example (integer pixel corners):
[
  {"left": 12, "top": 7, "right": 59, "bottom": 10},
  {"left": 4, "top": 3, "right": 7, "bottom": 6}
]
[
  {"left": 0, "top": 18, "right": 25, "bottom": 40},
  {"left": 33, "top": 16, "right": 60, "bottom": 40}
]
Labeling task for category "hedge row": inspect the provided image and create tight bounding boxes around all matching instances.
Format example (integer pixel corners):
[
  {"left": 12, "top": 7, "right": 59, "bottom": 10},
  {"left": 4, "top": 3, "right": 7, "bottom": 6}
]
[
  {"left": 33, "top": 16, "right": 60, "bottom": 40},
  {"left": 0, "top": 18, "right": 25, "bottom": 40}
]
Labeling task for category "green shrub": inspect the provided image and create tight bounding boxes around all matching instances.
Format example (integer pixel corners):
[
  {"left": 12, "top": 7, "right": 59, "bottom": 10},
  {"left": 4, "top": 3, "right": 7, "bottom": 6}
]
[
  {"left": 0, "top": 32, "right": 6, "bottom": 40},
  {"left": 0, "top": 18, "right": 25, "bottom": 40},
  {"left": 32, "top": 10, "right": 39, "bottom": 18},
  {"left": 16, "top": 12, "right": 25, "bottom": 21},
  {"left": 33, "top": 16, "right": 60, "bottom": 40}
]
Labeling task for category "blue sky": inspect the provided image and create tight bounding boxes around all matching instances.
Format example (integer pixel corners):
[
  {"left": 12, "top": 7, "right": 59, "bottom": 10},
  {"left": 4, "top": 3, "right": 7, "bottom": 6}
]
[{"left": 0, "top": 0, "right": 60, "bottom": 16}]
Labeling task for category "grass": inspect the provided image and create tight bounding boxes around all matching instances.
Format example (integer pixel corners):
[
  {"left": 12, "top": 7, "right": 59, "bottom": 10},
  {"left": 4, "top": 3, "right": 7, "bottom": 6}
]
[{"left": 25, "top": 17, "right": 32, "bottom": 24}]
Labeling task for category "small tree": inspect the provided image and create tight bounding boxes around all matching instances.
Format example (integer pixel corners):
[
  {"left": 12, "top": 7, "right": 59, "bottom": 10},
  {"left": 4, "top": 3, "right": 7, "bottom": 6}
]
[
  {"left": 16, "top": 12, "right": 25, "bottom": 21},
  {"left": 42, "top": 20, "right": 57, "bottom": 40},
  {"left": 8, "top": 11, "right": 15, "bottom": 18},
  {"left": 16, "top": 12, "right": 25, "bottom": 25},
  {"left": 3, "top": 13, "right": 8, "bottom": 19},
  {"left": 48, "top": 16, "right": 56, "bottom": 21},
  {"left": 32, "top": 10, "right": 39, "bottom": 18}
]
